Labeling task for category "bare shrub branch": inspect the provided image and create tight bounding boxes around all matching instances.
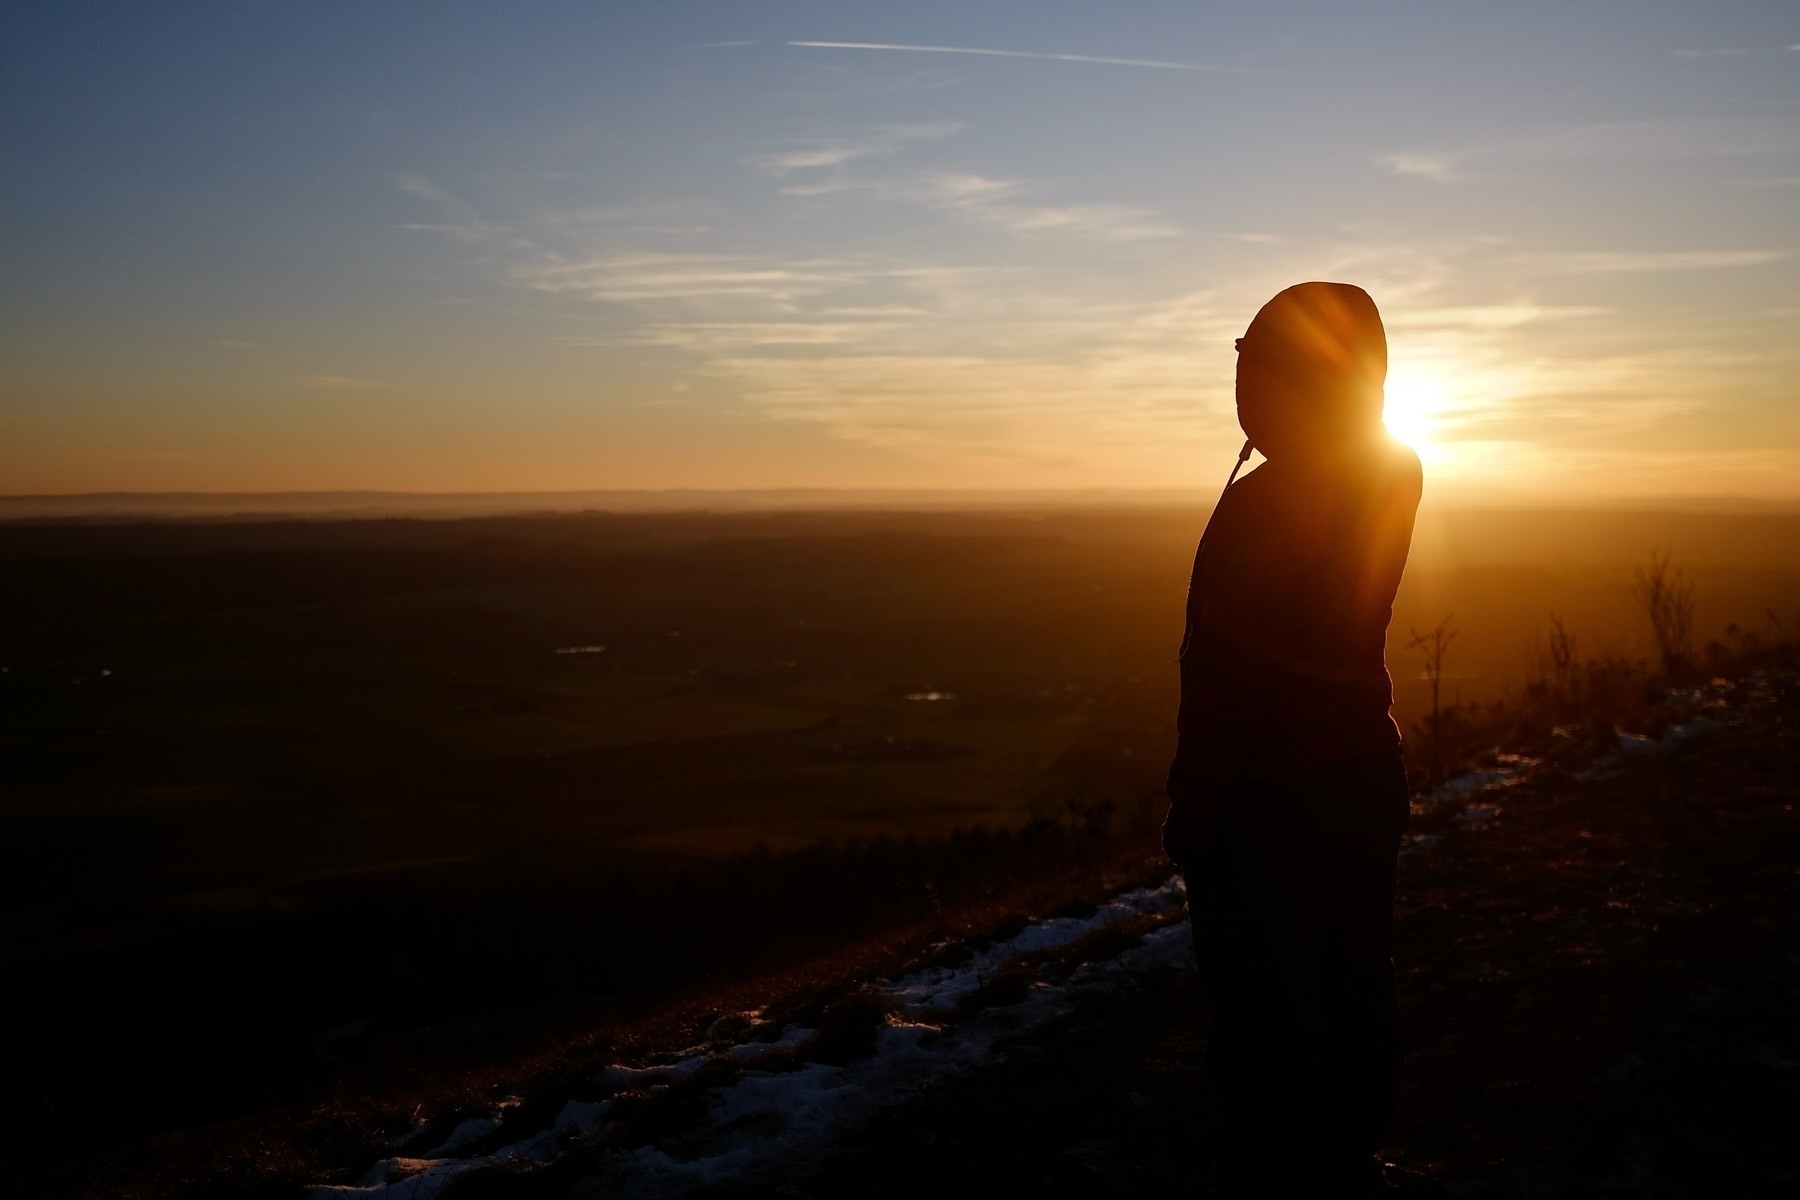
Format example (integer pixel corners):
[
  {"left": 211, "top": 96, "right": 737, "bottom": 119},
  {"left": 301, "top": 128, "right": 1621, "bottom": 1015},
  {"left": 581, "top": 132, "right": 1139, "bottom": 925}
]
[
  {"left": 1407, "top": 614, "right": 1458, "bottom": 786},
  {"left": 1631, "top": 550, "right": 1696, "bottom": 677}
]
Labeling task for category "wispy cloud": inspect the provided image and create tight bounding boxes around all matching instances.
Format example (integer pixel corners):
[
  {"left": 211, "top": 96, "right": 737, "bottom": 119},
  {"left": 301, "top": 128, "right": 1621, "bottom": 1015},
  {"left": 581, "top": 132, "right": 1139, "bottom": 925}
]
[
  {"left": 786, "top": 40, "right": 1244, "bottom": 73},
  {"left": 781, "top": 167, "right": 1179, "bottom": 242},
  {"left": 514, "top": 253, "right": 864, "bottom": 304},
  {"left": 746, "top": 122, "right": 963, "bottom": 175},
  {"left": 303, "top": 374, "right": 382, "bottom": 391},
  {"left": 393, "top": 172, "right": 507, "bottom": 245},
  {"left": 520, "top": 251, "right": 1251, "bottom": 469},
  {"left": 1516, "top": 249, "right": 1787, "bottom": 274},
  {"left": 1379, "top": 152, "right": 1466, "bottom": 184},
  {"left": 562, "top": 321, "right": 908, "bottom": 352},
  {"left": 970, "top": 201, "right": 1179, "bottom": 241},
  {"left": 1385, "top": 303, "right": 1612, "bottom": 331},
  {"left": 389, "top": 166, "right": 1792, "bottom": 487},
  {"left": 1377, "top": 117, "right": 1794, "bottom": 185},
  {"left": 782, "top": 171, "right": 1015, "bottom": 203}
]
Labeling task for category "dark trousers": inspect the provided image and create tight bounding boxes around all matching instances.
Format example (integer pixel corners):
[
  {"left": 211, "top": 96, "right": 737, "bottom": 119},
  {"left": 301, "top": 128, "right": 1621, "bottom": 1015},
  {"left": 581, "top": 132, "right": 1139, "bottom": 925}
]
[{"left": 1185, "top": 748, "right": 1410, "bottom": 1197}]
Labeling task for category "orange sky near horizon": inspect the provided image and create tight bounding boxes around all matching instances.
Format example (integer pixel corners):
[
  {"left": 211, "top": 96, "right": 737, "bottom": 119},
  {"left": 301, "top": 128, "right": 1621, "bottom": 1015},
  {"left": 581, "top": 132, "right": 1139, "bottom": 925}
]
[{"left": 4, "top": 5, "right": 1799, "bottom": 501}]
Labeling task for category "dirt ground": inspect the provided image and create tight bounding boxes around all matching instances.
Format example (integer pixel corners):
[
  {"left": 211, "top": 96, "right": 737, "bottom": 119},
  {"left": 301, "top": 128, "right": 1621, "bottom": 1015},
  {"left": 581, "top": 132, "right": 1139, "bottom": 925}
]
[{"left": 733, "top": 670, "right": 1800, "bottom": 1199}]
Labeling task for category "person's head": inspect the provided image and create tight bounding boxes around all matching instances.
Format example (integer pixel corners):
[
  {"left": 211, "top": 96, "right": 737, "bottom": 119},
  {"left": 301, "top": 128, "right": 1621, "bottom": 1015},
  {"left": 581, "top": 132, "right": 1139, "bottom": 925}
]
[{"left": 1235, "top": 282, "right": 1387, "bottom": 460}]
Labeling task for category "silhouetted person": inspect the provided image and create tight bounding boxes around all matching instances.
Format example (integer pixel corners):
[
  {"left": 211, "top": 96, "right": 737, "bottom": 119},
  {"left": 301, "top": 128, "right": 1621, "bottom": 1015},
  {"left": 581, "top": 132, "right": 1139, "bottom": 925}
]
[{"left": 1164, "top": 282, "right": 1426, "bottom": 1196}]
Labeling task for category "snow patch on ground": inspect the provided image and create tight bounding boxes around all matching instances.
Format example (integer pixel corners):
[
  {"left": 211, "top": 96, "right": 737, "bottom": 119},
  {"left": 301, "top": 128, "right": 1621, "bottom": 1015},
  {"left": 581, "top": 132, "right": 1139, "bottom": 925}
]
[
  {"left": 1575, "top": 717, "right": 1725, "bottom": 781},
  {"left": 310, "top": 880, "right": 1193, "bottom": 1200},
  {"left": 1421, "top": 676, "right": 1743, "bottom": 802},
  {"left": 313, "top": 673, "right": 1766, "bottom": 1198},
  {"left": 1415, "top": 755, "right": 1537, "bottom": 814},
  {"left": 421, "top": 1117, "right": 497, "bottom": 1159},
  {"left": 885, "top": 882, "right": 1183, "bottom": 1015}
]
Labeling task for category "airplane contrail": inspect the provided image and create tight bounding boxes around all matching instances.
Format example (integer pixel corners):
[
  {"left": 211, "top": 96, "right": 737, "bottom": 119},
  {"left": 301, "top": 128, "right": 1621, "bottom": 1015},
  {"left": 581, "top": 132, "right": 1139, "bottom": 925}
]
[{"left": 787, "top": 40, "right": 1241, "bottom": 73}]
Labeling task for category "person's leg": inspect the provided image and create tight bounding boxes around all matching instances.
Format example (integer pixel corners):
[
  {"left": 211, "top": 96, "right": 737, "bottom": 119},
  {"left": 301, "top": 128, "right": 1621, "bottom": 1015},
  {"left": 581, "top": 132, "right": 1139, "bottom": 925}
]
[
  {"left": 1309, "top": 750, "right": 1411, "bottom": 1186},
  {"left": 1192, "top": 777, "right": 1321, "bottom": 1193},
  {"left": 1192, "top": 754, "right": 1409, "bottom": 1196}
]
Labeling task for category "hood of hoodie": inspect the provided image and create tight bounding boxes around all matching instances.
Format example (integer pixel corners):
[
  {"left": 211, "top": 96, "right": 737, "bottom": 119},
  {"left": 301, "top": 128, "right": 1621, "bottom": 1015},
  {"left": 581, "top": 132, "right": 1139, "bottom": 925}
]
[{"left": 1235, "top": 281, "right": 1388, "bottom": 461}]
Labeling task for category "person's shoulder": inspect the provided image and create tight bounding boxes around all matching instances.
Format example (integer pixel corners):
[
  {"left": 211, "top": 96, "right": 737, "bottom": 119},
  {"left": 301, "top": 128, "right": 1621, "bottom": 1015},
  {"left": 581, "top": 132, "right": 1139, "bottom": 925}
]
[
  {"left": 1233, "top": 459, "right": 1275, "bottom": 490},
  {"left": 1219, "top": 459, "right": 1278, "bottom": 511}
]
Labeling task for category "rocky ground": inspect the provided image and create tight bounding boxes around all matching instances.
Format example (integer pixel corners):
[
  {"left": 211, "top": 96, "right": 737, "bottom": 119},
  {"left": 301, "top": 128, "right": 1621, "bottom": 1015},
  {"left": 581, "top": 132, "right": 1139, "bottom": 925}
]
[{"left": 738, "top": 668, "right": 1800, "bottom": 1199}]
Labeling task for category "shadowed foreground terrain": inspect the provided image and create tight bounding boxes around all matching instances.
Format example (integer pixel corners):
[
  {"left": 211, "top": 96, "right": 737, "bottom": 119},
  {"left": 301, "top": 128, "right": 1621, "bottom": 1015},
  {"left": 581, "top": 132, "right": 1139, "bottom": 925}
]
[
  {"left": 752, "top": 670, "right": 1799, "bottom": 1199},
  {"left": 2, "top": 507, "right": 1797, "bottom": 1195}
]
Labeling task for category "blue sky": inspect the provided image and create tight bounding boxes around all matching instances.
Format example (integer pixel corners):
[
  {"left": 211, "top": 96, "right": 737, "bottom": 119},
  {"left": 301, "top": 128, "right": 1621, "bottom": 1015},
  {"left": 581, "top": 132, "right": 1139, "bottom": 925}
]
[{"left": 3, "top": 2, "right": 1798, "bottom": 496}]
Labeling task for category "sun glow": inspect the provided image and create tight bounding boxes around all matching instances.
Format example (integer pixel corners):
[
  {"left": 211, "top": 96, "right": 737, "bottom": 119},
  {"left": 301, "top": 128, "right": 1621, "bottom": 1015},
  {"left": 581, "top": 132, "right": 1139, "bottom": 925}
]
[{"left": 1382, "top": 368, "right": 1449, "bottom": 459}]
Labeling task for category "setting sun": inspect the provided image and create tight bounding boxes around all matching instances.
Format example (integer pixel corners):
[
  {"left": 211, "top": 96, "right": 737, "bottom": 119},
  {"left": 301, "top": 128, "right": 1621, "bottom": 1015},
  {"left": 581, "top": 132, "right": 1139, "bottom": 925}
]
[{"left": 1383, "top": 368, "right": 1448, "bottom": 459}]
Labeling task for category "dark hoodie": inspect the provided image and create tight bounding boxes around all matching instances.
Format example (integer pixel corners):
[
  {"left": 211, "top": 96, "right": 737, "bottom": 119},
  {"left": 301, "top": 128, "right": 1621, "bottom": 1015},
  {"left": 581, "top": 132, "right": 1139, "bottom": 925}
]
[{"left": 1168, "top": 283, "right": 1422, "bottom": 804}]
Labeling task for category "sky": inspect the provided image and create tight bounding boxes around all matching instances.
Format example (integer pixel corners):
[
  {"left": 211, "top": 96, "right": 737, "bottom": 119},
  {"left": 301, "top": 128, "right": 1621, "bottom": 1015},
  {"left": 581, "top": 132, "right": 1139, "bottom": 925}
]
[{"left": 3, "top": 1, "right": 1798, "bottom": 500}]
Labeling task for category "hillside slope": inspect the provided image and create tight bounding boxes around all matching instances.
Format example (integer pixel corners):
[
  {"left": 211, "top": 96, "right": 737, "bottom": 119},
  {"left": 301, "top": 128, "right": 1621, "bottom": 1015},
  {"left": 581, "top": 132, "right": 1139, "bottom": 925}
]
[{"left": 770, "top": 668, "right": 1800, "bottom": 1198}]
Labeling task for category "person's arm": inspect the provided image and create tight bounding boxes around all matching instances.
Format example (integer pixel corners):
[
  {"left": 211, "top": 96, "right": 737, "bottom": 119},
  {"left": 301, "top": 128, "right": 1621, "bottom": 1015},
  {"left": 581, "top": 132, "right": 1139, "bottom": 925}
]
[
  {"left": 1164, "top": 632, "right": 1283, "bottom": 865},
  {"left": 1161, "top": 448, "right": 1421, "bottom": 865},
  {"left": 1163, "top": 481, "right": 1301, "bottom": 863}
]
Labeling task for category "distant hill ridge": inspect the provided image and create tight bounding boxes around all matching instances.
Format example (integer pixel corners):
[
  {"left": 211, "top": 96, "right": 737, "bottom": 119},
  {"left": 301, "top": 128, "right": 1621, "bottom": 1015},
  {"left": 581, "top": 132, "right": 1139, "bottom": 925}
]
[
  {"left": 0, "top": 488, "right": 1226, "bottom": 520},
  {"left": 5, "top": 488, "right": 1800, "bottom": 521}
]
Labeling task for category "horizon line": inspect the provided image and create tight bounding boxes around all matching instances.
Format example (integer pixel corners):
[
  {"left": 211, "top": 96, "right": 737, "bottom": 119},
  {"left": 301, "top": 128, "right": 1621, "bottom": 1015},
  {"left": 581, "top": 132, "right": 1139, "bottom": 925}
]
[{"left": 4, "top": 486, "right": 1800, "bottom": 520}]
